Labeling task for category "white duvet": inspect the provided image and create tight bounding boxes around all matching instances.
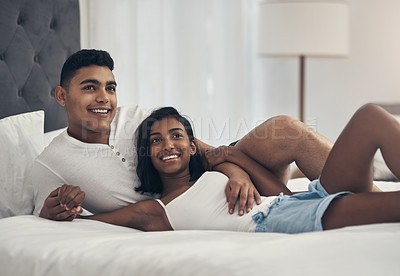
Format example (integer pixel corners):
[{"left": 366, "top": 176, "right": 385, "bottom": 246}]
[
  {"left": 1, "top": 215, "right": 400, "bottom": 276},
  {"left": 1, "top": 179, "right": 400, "bottom": 276}
]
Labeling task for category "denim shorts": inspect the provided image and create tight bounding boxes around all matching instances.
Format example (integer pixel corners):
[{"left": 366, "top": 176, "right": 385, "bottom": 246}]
[{"left": 252, "top": 179, "right": 351, "bottom": 234}]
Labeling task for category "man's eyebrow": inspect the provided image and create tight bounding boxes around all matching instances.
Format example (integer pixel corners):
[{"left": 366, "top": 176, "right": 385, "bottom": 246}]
[
  {"left": 79, "top": 79, "right": 117, "bottom": 86},
  {"left": 80, "top": 79, "right": 100, "bottom": 85}
]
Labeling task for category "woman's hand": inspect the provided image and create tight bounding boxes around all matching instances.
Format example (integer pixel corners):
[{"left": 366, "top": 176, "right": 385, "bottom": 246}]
[
  {"left": 39, "top": 185, "right": 85, "bottom": 221},
  {"left": 58, "top": 184, "right": 85, "bottom": 212}
]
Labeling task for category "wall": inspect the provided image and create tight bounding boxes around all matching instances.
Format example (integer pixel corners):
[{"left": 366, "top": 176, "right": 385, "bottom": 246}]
[
  {"left": 79, "top": 0, "right": 139, "bottom": 108},
  {"left": 80, "top": 0, "right": 400, "bottom": 143},
  {"left": 301, "top": 0, "right": 400, "bottom": 141}
]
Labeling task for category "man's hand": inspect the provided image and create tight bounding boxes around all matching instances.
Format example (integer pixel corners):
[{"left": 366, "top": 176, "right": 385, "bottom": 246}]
[
  {"left": 39, "top": 185, "right": 85, "bottom": 221},
  {"left": 205, "top": 146, "right": 261, "bottom": 215},
  {"left": 224, "top": 170, "right": 261, "bottom": 216},
  {"left": 196, "top": 140, "right": 261, "bottom": 216}
]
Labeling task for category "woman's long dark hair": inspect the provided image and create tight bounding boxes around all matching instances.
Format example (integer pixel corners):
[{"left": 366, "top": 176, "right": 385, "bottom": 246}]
[{"left": 135, "top": 107, "right": 205, "bottom": 195}]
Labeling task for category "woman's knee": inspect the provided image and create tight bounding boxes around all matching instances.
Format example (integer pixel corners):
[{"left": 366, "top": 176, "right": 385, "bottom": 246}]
[
  {"left": 353, "top": 103, "right": 385, "bottom": 121},
  {"left": 351, "top": 103, "right": 395, "bottom": 129}
]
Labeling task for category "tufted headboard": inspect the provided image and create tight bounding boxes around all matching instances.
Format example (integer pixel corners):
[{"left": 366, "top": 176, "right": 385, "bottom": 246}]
[
  {"left": 0, "top": 0, "right": 80, "bottom": 132},
  {"left": 377, "top": 103, "right": 400, "bottom": 115}
]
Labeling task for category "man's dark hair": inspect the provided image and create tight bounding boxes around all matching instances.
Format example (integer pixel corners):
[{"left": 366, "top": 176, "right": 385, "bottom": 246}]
[
  {"left": 135, "top": 107, "right": 205, "bottom": 195},
  {"left": 60, "top": 49, "right": 114, "bottom": 88}
]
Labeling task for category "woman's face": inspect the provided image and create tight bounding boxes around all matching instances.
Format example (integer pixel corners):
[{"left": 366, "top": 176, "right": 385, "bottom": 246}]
[{"left": 149, "top": 117, "right": 196, "bottom": 177}]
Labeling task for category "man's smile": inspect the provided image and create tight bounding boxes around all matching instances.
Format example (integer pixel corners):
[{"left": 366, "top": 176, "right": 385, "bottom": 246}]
[{"left": 88, "top": 108, "right": 112, "bottom": 116}]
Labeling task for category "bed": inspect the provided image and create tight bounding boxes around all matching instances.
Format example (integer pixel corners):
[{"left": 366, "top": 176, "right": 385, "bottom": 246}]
[{"left": 1, "top": 1, "right": 400, "bottom": 275}]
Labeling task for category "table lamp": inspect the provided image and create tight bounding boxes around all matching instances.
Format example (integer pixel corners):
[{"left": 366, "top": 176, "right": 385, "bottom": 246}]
[{"left": 258, "top": 0, "right": 349, "bottom": 122}]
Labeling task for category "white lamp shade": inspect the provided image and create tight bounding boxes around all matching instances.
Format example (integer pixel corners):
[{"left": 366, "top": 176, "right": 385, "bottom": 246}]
[{"left": 259, "top": 0, "right": 350, "bottom": 57}]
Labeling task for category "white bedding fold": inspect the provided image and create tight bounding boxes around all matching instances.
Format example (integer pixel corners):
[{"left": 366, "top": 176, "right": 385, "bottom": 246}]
[{"left": 1, "top": 215, "right": 399, "bottom": 276}]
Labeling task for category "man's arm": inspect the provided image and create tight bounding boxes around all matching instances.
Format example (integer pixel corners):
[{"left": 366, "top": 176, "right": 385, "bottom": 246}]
[
  {"left": 195, "top": 139, "right": 261, "bottom": 215},
  {"left": 31, "top": 161, "right": 84, "bottom": 220},
  {"left": 205, "top": 146, "right": 293, "bottom": 196}
]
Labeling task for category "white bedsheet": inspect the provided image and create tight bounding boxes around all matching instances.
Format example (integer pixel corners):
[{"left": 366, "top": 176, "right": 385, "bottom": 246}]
[
  {"left": 1, "top": 215, "right": 399, "bottom": 276},
  {"left": 1, "top": 179, "right": 400, "bottom": 276}
]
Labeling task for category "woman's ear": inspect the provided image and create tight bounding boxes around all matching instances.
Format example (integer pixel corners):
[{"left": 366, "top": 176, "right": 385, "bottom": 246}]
[
  {"left": 190, "top": 141, "right": 197, "bottom": 156},
  {"left": 55, "top": 86, "right": 67, "bottom": 106}
]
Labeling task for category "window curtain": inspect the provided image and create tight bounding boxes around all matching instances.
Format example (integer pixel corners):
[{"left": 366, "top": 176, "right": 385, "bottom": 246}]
[{"left": 79, "top": 0, "right": 297, "bottom": 146}]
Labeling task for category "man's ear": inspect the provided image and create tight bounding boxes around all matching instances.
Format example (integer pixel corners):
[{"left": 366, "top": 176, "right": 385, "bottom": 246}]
[
  {"left": 190, "top": 141, "right": 197, "bottom": 156},
  {"left": 55, "top": 86, "right": 67, "bottom": 106}
]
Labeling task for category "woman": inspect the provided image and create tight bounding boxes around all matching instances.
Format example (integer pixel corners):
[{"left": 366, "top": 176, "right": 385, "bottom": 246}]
[{"left": 84, "top": 104, "right": 400, "bottom": 233}]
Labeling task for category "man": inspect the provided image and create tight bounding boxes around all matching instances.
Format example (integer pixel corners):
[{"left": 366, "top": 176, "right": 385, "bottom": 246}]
[
  {"left": 33, "top": 49, "right": 332, "bottom": 221},
  {"left": 32, "top": 49, "right": 260, "bottom": 220}
]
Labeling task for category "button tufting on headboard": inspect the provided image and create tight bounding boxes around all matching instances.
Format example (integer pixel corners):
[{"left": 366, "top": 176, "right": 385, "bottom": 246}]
[
  {"left": 0, "top": 0, "right": 80, "bottom": 132},
  {"left": 17, "top": 16, "right": 23, "bottom": 25},
  {"left": 50, "top": 19, "right": 56, "bottom": 30}
]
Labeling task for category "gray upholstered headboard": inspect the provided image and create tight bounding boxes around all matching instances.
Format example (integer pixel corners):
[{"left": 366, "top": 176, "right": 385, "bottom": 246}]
[
  {"left": 0, "top": 0, "right": 80, "bottom": 132},
  {"left": 377, "top": 103, "right": 400, "bottom": 115}
]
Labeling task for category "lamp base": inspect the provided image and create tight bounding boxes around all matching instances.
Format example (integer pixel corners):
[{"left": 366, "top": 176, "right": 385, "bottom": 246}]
[{"left": 299, "top": 56, "right": 305, "bottom": 122}]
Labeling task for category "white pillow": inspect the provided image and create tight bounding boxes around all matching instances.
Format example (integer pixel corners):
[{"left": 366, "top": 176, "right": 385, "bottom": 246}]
[
  {"left": 43, "top": 127, "right": 67, "bottom": 147},
  {"left": 374, "top": 150, "right": 398, "bottom": 181},
  {"left": 0, "top": 110, "right": 44, "bottom": 218},
  {"left": 373, "top": 114, "right": 400, "bottom": 181}
]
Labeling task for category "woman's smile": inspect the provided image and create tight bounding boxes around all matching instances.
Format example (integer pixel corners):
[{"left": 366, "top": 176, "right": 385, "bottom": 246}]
[
  {"left": 149, "top": 117, "right": 196, "bottom": 176},
  {"left": 160, "top": 153, "right": 181, "bottom": 162}
]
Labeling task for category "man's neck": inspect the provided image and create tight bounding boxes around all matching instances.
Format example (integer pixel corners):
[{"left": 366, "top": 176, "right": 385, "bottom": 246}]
[{"left": 67, "top": 128, "right": 110, "bottom": 144}]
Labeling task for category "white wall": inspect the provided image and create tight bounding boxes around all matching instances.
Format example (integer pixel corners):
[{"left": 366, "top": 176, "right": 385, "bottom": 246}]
[
  {"left": 237, "top": 0, "right": 400, "bottom": 143},
  {"left": 297, "top": 0, "right": 400, "bottom": 141},
  {"left": 79, "top": 0, "right": 139, "bottom": 107},
  {"left": 80, "top": 0, "right": 400, "bottom": 143}
]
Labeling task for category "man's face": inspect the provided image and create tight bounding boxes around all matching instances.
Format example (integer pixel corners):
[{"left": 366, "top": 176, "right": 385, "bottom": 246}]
[{"left": 61, "top": 65, "right": 117, "bottom": 143}]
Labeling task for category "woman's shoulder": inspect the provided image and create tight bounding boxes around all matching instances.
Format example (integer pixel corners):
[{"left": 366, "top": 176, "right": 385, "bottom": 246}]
[
  {"left": 199, "top": 171, "right": 229, "bottom": 180},
  {"left": 195, "top": 171, "right": 229, "bottom": 185}
]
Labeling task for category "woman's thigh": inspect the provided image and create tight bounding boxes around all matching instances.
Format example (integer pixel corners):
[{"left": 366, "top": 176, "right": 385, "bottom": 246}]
[{"left": 319, "top": 104, "right": 385, "bottom": 194}]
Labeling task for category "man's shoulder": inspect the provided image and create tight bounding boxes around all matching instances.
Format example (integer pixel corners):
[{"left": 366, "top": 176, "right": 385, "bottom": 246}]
[{"left": 35, "top": 130, "right": 72, "bottom": 163}]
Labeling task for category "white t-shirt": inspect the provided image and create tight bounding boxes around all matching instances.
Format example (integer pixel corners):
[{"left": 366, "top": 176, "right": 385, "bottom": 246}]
[
  {"left": 32, "top": 105, "right": 153, "bottom": 215},
  {"left": 156, "top": 171, "right": 277, "bottom": 232}
]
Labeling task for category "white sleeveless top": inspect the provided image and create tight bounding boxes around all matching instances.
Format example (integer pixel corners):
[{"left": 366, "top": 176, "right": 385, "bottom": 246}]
[{"left": 155, "top": 171, "right": 277, "bottom": 232}]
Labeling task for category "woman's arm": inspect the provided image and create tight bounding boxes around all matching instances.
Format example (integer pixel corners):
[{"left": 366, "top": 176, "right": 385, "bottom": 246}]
[
  {"left": 195, "top": 139, "right": 261, "bottom": 215},
  {"left": 205, "top": 146, "right": 293, "bottom": 196},
  {"left": 80, "top": 200, "right": 172, "bottom": 231}
]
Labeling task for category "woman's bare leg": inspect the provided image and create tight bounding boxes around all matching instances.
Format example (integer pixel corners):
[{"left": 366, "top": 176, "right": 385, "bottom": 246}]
[
  {"left": 323, "top": 192, "right": 400, "bottom": 230},
  {"left": 320, "top": 104, "right": 400, "bottom": 229},
  {"left": 320, "top": 103, "right": 400, "bottom": 194},
  {"left": 235, "top": 115, "right": 333, "bottom": 183}
]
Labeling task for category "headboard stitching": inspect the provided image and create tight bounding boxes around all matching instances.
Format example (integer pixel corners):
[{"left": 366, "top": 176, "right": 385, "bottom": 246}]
[{"left": 0, "top": 0, "right": 80, "bottom": 132}]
